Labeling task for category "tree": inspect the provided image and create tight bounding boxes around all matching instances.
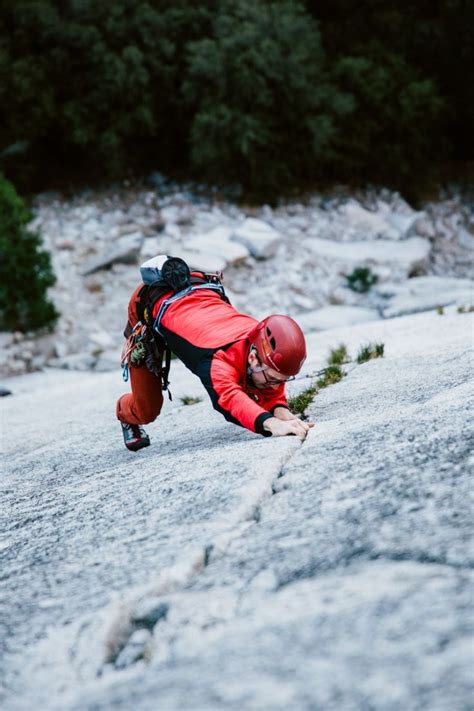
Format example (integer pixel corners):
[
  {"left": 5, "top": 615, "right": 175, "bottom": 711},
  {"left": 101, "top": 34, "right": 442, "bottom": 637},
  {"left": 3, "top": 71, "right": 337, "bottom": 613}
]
[
  {"left": 329, "top": 50, "right": 445, "bottom": 188},
  {"left": 183, "top": 0, "right": 352, "bottom": 197},
  {"left": 0, "top": 0, "right": 213, "bottom": 188},
  {"left": 0, "top": 175, "right": 58, "bottom": 331}
]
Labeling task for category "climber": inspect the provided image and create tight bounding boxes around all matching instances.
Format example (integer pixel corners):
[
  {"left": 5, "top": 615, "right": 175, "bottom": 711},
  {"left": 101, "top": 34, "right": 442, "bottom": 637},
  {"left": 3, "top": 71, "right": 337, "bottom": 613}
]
[{"left": 117, "top": 268, "right": 313, "bottom": 451}]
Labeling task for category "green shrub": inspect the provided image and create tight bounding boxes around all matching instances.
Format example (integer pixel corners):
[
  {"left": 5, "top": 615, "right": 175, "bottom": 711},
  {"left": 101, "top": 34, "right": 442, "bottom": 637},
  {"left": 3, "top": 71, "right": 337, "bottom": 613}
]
[
  {"left": 345, "top": 267, "right": 378, "bottom": 293},
  {"left": 0, "top": 175, "right": 58, "bottom": 331},
  {"left": 328, "top": 343, "right": 349, "bottom": 365}
]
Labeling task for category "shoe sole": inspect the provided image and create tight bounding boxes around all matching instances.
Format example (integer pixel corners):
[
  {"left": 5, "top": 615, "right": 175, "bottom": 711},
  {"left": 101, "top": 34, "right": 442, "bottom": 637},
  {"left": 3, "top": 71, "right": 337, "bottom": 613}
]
[{"left": 125, "top": 438, "right": 151, "bottom": 452}]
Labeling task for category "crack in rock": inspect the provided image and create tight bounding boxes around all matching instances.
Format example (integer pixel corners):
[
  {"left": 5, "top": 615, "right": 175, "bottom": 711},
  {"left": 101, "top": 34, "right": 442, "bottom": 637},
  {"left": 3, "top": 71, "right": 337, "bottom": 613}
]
[{"left": 98, "top": 445, "right": 304, "bottom": 674}]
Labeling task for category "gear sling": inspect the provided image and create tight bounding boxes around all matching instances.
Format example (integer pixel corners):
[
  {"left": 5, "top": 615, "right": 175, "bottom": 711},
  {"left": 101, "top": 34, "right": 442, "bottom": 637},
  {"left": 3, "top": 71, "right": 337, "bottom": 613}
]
[{"left": 121, "top": 257, "right": 229, "bottom": 398}]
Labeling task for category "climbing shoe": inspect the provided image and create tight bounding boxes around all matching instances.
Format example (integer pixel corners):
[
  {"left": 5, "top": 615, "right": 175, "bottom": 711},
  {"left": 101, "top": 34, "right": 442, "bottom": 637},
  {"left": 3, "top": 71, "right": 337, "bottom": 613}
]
[{"left": 121, "top": 422, "right": 150, "bottom": 452}]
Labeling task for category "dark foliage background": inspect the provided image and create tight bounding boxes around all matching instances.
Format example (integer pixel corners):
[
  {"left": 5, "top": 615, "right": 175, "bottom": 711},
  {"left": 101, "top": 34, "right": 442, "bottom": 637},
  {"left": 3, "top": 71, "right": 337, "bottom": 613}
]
[
  {"left": 1, "top": 0, "right": 472, "bottom": 198},
  {"left": 0, "top": 174, "right": 58, "bottom": 331}
]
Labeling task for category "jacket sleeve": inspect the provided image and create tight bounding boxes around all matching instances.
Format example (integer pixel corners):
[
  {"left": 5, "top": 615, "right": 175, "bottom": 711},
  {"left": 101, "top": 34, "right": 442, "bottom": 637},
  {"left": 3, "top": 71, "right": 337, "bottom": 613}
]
[
  {"left": 260, "top": 389, "right": 289, "bottom": 414},
  {"left": 206, "top": 357, "right": 274, "bottom": 436}
]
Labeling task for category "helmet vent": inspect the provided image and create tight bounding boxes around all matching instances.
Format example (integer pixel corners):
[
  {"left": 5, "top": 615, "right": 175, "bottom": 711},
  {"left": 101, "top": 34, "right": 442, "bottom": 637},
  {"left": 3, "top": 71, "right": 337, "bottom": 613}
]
[{"left": 266, "top": 326, "right": 276, "bottom": 349}]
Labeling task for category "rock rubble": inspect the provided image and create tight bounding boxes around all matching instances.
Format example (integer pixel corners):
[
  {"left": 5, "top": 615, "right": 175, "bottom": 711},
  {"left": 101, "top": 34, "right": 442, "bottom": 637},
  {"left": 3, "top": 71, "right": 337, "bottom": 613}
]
[{"left": 1, "top": 184, "right": 472, "bottom": 378}]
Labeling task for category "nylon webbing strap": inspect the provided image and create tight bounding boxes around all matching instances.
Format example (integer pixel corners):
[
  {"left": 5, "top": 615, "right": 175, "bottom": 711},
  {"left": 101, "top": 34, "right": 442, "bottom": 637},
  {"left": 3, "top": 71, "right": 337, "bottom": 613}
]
[
  {"left": 162, "top": 347, "right": 172, "bottom": 400},
  {"left": 152, "top": 282, "right": 226, "bottom": 337}
]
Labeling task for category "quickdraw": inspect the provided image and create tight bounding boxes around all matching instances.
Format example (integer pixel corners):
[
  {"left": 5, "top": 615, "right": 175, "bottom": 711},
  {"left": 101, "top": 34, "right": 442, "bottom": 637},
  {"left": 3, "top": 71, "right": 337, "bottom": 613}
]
[
  {"left": 120, "top": 321, "right": 172, "bottom": 399},
  {"left": 120, "top": 321, "right": 147, "bottom": 382},
  {"left": 122, "top": 257, "right": 229, "bottom": 392}
]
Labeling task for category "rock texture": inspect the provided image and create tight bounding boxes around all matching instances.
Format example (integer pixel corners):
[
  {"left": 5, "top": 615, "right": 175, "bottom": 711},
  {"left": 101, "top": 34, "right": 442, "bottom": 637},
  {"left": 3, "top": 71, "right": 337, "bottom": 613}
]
[
  {"left": 296, "top": 305, "right": 381, "bottom": 332},
  {"left": 1, "top": 311, "right": 472, "bottom": 710}
]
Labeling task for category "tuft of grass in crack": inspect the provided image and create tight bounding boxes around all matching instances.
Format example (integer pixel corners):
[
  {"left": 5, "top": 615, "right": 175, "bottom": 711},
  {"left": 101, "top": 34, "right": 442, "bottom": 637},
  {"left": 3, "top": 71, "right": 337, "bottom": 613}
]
[
  {"left": 436, "top": 305, "right": 444, "bottom": 315},
  {"left": 328, "top": 344, "right": 350, "bottom": 366},
  {"left": 357, "top": 342, "right": 385, "bottom": 364},
  {"left": 317, "top": 365, "right": 344, "bottom": 388},
  {"left": 287, "top": 383, "right": 318, "bottom": 416},
  {"left": 288, "top": 365, "right": 345, "bottom": 416},
  {"left": 180, "top": 395, "right": 202, "bottom": 406}
]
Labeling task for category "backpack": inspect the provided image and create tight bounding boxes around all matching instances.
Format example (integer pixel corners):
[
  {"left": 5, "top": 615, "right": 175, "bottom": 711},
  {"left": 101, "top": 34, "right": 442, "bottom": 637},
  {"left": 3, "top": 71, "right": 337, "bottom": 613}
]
[{"left": 121, "top": 256, "right": 229, "bottom": 397}]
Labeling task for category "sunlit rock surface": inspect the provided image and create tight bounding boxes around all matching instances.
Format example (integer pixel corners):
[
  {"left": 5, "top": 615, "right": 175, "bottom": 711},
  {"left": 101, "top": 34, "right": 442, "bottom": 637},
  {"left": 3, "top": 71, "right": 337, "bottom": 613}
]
[{"left": 1, "top": 311, "right": 472, "bottom": 710}]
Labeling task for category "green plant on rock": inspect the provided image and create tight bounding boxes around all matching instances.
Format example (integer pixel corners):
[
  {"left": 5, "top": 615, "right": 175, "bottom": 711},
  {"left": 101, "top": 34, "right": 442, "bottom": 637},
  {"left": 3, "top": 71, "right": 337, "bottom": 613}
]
[
  {"left": 180, "top": 395, "right": 202, "bottom": 406},
  {"left": 345, "top": 267, "right": 378, "bottom": 293},
  {"left": 357, "top": 343, "right": 385, "bottom": 364},
  {"left": 0, "top": 175, "right": 58, "bottom": 332},
  {"left": 288, "top": 363, "right": 345, "bottom": 416},
  {"left": 328, "top": 343, "right": 349, "bottom": 366},
  {"left": 317, "top": 365, "right": 344, "bottom": 388},
  {"left": 287, "top": 383, "right": 318, "bottom": 417}
]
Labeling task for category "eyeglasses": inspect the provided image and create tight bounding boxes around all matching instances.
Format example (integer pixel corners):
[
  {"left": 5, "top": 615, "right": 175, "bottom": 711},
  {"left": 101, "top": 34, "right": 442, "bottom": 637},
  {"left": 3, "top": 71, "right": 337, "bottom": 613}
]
[
  {"left": 252, "top": 352, "right": 295, "bottom": 385},
  {"left": 261, "top": 369, "right": 294, "bottom": 386}
]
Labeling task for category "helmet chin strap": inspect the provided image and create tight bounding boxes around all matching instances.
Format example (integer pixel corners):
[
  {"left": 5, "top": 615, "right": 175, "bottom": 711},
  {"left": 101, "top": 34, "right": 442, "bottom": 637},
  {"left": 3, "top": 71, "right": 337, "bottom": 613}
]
[{"left": 247, "top": 346, "right": 259, "bottom": 378}]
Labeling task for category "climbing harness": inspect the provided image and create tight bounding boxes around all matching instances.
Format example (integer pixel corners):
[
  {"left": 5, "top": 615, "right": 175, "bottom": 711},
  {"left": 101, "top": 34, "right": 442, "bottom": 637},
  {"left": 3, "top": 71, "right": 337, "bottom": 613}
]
[{"left": 121, "top": 256, "right": 229, "bottom": 398}]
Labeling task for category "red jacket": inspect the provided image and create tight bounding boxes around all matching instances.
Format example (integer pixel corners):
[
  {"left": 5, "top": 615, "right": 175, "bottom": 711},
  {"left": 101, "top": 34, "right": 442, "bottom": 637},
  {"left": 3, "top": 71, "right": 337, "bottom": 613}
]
[{"left": 152, "top": 286, "right": 289, "bottom": 435}]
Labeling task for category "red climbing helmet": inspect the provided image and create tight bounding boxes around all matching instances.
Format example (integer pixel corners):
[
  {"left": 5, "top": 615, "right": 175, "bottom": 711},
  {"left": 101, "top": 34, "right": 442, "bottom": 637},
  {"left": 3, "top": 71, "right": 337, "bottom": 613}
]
[{"left": 249, "top": 315, "right": 307, "bottom": 377}]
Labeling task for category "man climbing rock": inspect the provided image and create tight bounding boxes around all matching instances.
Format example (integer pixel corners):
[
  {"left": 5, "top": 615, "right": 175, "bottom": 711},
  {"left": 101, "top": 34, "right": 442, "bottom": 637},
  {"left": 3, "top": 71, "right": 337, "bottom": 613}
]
[{"left": 117, "top": 259, "right": 313, "bottom": 451}]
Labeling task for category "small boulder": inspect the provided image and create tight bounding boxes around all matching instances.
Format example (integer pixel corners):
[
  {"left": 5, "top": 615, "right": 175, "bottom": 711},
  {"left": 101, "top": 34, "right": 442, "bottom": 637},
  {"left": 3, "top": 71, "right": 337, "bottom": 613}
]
[
  {"left": 0, "top": 333, "right": 14, "bottom": 349},
  {"left": 188, "top": 226, "right": 250, "bottom": 267},
  {"left": 56, "top": 239, "right": 75, "bottom": 251},
  {"left": 132, "top": 600, "right": 169, "bottom": 631},
  {"left": 340, "top": 202, "right": 398, "bottom": 238},
  {"left": 303, "top": 236, "right": 431, "bottom": 274},
  {"left": 89, "top": 329, "right": 114, "bottom": 350},
  {"left": 114, "top": 629, "right": 152, "bottom": 670},
  {"left": 171, "top": 249, "right": 226, "bottom": 274},
  {"left": 385, "top": 211, "right": 426, "bottom": 239},
  {"left": 48, "top": 352, "right": 97, "bottom": 371},
  {"left": 458, "top": 228, "right": 474, "bottom": 251},
  {"left": 231, "top": 218, "right": 281, "bottom": 259},
  {"left": 381, "top": 276, "right": 474, "bottom": 318},
  {"left": 94, "top": 349, "right": 121, "bottom": 372},
  {"left": 117, "top": 223, "right": 142, "bottom": 237},
  {"left": 80, "top": 232, "right": 144, "bottom": 275}
]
